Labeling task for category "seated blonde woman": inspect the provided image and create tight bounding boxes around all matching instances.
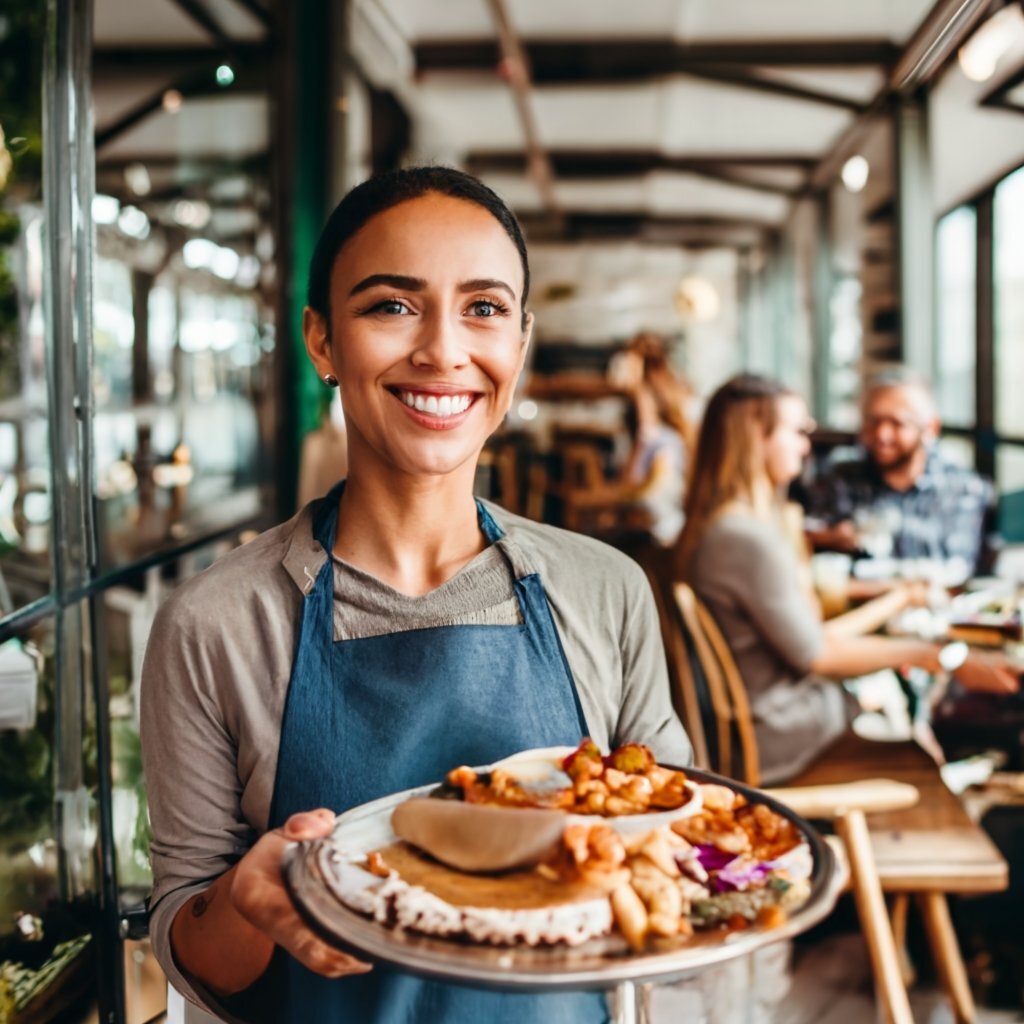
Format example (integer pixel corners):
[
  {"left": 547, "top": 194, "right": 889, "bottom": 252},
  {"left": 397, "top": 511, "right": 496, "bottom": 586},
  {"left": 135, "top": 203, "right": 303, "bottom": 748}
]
[{"left": 673, "top": 373, "right": 1019, "bottom": 784}]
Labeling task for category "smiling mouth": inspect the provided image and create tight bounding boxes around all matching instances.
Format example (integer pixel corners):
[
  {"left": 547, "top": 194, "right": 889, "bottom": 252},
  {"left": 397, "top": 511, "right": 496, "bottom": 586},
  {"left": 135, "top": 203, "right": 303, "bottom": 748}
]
[{"left": 391, "top": 388, "right": 476, "bottom": 419}]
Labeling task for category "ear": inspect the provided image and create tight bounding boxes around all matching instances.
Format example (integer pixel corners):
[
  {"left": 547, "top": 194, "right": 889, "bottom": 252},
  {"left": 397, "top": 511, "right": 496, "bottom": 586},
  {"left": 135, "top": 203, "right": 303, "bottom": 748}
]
[
  {"left": 302, "top": 307, "right": 334, "bottom": 378},
  {"left": 517, "top": 311, "right": 534, "bottom": 368}
]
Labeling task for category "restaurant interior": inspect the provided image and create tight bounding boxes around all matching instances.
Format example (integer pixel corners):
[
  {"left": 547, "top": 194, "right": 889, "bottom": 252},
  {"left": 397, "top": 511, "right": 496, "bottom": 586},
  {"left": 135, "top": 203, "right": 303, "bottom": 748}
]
[{"left": 2, "top": 0, "right": 1024, "bottom": 1021}]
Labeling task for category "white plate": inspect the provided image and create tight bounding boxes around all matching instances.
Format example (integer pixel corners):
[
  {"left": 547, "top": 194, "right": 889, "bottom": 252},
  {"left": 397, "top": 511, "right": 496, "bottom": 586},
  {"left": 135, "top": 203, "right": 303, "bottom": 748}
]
[{"left": 282, "top": 765, "right": 840, "bottom": 991}]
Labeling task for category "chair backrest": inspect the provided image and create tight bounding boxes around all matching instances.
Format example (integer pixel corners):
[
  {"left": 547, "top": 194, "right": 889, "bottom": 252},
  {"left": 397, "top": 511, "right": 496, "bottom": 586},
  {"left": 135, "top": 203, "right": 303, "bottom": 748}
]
[
  {"left": 635, "top": 557, "right": 710, "bottom": 770},
  {"left": 672, "top": 583, "right": 761, "bottom": 787}
]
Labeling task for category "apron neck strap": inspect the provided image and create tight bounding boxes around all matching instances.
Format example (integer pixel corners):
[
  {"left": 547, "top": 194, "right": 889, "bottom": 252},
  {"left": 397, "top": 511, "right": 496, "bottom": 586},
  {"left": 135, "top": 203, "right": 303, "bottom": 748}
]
[{"left": 310, "top": 481, "right": 506, "bottom": 555}]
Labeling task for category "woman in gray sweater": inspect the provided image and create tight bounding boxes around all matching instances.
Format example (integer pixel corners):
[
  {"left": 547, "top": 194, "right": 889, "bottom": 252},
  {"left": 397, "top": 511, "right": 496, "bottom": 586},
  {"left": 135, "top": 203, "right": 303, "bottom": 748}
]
[{"left": 674, "top": 374, "right": 1018, "bottom": 784}]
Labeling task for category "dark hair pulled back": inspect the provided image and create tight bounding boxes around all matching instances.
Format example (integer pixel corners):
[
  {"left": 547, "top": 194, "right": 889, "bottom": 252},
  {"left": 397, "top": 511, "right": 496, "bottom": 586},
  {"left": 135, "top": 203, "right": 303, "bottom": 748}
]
[{"left": 307, "top": 166, "right": 531, "bottom": 328}]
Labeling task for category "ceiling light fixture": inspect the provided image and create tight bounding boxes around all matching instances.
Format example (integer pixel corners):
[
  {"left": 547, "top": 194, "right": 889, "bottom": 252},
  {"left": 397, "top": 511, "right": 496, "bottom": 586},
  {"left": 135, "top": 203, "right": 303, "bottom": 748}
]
[
  {"left": 675, "top": 276, "right": 720, "bottom": 323},
  {"left": 162, "top": 89, "right": 183, "bottom": 114},
  {"left": 92, "top": 194, "right": 120, "bottom": 225},
  {"left": 173, "top": 198, "right": 211, "bottom": 229},
  {"left": 841, "top": 155, "right": 870, "bottom": 193},
  {"left": 124, "top": 162, "right": 151, "bottom": 196},
  {"left": 958, "top": 4, "right": 1024, "bottom": 82},
  {"left": 215, "top": 63, "right": 235, "bottom": 87},
  {"left": 117, "top": 205, "right": 150, "bottom": 239}
]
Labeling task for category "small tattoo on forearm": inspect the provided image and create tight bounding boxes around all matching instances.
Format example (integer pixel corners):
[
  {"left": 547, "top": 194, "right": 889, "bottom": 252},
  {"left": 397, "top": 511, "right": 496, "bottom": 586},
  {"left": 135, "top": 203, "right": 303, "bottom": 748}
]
[{"left": 192, "top": 890, "right": 215, "bottom": 918}]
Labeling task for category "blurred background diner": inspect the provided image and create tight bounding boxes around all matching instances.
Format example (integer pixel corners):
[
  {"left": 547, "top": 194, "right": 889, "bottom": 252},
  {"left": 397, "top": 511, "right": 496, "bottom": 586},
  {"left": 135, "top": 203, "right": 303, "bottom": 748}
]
[{"left": 5, "top": 0, "right": 1024, "bottom": 1021}]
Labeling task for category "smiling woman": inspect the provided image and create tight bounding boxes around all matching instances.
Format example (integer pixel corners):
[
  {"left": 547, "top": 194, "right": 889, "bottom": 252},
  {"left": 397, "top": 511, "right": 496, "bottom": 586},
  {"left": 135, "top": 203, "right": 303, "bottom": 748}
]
[{"left": 139, "top": 166, "right": 691, "bottom": 1024}]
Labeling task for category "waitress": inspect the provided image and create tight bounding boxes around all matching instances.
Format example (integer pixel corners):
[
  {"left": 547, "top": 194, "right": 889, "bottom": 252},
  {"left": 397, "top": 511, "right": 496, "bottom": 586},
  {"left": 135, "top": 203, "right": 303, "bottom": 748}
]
[{"left": 141, "top": 166, "right": 691, "bottom": 1023}]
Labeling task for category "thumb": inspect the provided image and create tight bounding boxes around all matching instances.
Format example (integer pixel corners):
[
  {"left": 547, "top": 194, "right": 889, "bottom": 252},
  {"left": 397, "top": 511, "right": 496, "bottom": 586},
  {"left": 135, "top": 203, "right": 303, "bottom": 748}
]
[{"left": 281, "top": 808, "right": 336, "bottom": 840}]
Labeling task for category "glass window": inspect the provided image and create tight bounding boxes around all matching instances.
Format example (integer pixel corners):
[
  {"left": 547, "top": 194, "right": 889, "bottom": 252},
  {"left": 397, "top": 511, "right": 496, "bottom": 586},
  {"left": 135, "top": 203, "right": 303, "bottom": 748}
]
[
  {"left": 91, "top": 28, "right": 277, "bottom": 577},
  {"left": 937, "top": 435, "right": 974, "bottom": 469},
  {"left": 997, "top": 443, "right": 1024, "bottom": 542},
  {"left": 994, "top": 165, "right": 1024, "bottom": 437},
  {"left": 0, "top": 2, "right": 52, "bottom": 613},
  {"left": 935, "top": 206, "right": 976, "bottom": 427},
  {"left": 0, "top": 611, "right": 98, "bottom": 1021}
]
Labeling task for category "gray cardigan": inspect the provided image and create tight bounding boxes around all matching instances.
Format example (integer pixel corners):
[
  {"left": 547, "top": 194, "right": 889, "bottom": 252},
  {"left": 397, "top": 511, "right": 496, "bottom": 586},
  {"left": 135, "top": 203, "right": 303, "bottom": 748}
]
[{"left": 687, "top": 512, "right": 857, "bottom": 785}]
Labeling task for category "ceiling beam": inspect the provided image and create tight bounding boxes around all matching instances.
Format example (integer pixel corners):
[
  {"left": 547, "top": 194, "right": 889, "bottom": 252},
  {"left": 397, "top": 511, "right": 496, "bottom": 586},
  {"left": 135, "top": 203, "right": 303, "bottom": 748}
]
[
  {"left": 810, "top": 0, "right": 993, "bottom": 188},
  {"left": 94, "top": 61, "right": 265, "bottom": 149},
  {"left": 415, "top": 40, "right": 901, "bottom": 82},
  {"left": 518, "top": 211, "right": 779, "bottom": 243},
  {"left": 483, "top": 0, "right": 562, "bottom": 224},
  {"left": 890, "top": 0, "right": 992, "bottom": 93},
  {"left": 468, "top": 151, "right": 805, "bottom": 196},
  {"left": 678, "top": 64, "right": 867, "bottom": 111},
  {"left": 469, "top": 151, "right": 816, "bottom": 174},
  {"left": 94, "top": 44, "right": 270, "bottom": 71},
  {"left": 469, "top": 149, "right": 815, "bottom": 188}
]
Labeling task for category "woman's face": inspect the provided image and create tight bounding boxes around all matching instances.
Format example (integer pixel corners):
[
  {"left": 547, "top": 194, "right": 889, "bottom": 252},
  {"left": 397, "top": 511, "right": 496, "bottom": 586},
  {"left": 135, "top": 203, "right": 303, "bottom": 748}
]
[
  {"left": 305, "top": 193, "right": 532, "bottom": 480},
  {"left": 763, "top": 395, "right": 813, "bottom": 486}
]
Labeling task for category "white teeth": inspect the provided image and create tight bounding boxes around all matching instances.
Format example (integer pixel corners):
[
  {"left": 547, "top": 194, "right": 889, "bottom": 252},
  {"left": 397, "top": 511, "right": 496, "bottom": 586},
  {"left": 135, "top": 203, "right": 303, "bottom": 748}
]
[{"left": 398, "top": 390, "right": 472, "bottom": 418}]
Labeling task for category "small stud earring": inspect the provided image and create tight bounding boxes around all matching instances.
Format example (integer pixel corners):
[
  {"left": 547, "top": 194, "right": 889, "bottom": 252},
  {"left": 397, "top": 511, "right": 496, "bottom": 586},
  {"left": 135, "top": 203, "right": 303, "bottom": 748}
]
[{"left": 322, "top": 373, "right": 339, "bottom": 388}]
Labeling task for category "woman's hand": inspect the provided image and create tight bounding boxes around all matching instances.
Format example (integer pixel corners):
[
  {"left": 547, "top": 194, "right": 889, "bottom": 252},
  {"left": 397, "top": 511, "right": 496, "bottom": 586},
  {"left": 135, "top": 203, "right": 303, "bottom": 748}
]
[
  {"left": 231, "top": 809, "right": 373, "bottom": 980},
  {"left": 171, "top": 808, "right": 371, "bottom": 997},
  {"left": 953, "top": 651, "right": 1021, "bottom": 695}
]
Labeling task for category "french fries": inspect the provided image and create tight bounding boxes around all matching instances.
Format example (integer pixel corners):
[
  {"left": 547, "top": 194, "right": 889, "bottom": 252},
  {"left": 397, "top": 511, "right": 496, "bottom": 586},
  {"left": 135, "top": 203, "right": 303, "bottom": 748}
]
[{"left": 542, "top": 784, "right": 807, "bottom": 952}]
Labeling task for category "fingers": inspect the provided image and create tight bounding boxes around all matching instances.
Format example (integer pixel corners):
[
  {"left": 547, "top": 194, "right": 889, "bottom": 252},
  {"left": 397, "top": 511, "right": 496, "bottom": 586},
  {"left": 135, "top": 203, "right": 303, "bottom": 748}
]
[
  {"left": 995, "top": 668, "right": 1021, "bottom": 694},
  {"left": 231, "top": 850, "right": 372, "bottom": 978},
  {"left": 287, "top": 928, "right": 373, "bottom": 978},
  {"left": 282, "top": 808, "right": 337, "bottom": 840}
]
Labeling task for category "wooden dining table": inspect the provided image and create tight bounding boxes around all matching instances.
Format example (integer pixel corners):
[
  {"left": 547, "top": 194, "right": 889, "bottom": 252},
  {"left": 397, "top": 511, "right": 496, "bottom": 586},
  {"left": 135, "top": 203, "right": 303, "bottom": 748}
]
[{"left": 789, "top": 730, "right": 1008, "bottom": 1024}]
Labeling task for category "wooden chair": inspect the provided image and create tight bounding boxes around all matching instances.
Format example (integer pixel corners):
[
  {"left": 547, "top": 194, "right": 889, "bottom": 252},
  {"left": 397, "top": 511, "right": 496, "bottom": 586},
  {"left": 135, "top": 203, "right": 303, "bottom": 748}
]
[
  {"left": 667, "top": 582, "right": 1008, "bottom": 1024},
  {"left": 670, "top": 582, "right": 917, "bottom": 1024}
]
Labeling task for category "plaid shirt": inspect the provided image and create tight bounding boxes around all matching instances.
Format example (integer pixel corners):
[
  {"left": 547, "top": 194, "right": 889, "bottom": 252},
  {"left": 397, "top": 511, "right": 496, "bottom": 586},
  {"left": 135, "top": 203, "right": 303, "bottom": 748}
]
[{"left": 806, "top": 446, "right": 999, "bottom": 574}]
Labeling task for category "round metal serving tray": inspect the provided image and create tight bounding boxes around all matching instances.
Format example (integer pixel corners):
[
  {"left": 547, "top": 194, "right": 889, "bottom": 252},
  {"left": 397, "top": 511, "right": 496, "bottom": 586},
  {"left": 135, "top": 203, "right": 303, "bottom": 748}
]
[{"left": 283, "top": 766, "right": 840, "bottom": 992}]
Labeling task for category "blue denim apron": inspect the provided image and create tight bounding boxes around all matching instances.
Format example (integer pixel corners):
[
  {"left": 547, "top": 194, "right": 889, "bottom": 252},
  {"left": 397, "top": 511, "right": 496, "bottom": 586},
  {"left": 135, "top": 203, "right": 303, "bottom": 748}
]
[{"left": 269, "top": 484, "right": 609, "bottom": 1023}]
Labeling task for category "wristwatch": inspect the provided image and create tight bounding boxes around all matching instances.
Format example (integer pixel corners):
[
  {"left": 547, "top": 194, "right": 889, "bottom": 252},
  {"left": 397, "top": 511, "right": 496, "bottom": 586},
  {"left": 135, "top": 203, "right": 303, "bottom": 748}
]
[{"left": 937, "top": 641, "right": 969, "bottom": 673}]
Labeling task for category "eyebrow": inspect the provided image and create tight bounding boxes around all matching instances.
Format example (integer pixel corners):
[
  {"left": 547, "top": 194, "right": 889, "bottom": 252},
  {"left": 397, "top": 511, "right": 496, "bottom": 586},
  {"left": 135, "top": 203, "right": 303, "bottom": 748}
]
[{"left": 348, "top": 273, "right": 517, "bottom": 302}]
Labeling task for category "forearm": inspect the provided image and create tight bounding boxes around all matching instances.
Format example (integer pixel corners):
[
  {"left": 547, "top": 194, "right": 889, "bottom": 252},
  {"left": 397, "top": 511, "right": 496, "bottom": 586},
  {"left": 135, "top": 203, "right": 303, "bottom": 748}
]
[
  {"left": 806, "top": 523, "right": 857, "bottom": 553},
  {"left": 170, "top": 866, "right": 275, "bottom": 997},
  {"left": 823, "top": 587, "right": 910, "bottom": 640},
  {"left": 810, "top": 634, "right": 939, "bottom": 679}
]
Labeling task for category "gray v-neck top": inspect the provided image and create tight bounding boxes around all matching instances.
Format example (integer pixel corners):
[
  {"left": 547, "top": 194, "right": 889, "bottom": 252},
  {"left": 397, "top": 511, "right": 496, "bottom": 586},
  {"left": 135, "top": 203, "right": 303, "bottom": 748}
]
[{"left": 332, "top": 543, "right": 521, "bottom": 640}]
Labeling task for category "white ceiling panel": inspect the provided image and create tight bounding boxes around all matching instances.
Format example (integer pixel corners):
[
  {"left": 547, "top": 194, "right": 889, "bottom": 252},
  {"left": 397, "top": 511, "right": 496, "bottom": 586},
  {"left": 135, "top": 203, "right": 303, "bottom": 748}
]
[
  {"left": 661, "top": 77, "right": 854, "bottom": 155},
  {"left": 97, "top": 96, "right": 268, "bottom": 161},
  {"left": 749, "top": 66, "right": 886, "bottom": 104},
  {"left": 374, "top": 0, "right": 932, "bottom": 44},
  {"left": 724, "top": 165, "right": 808, "bottom": 191},
  {"left": 478, "top": 174, "right": 545, "bottom": 212},
  {"left": 477, "top": 171, "right": 789, "bottom": 222},
  {"left": 532, "top": 85, "right": 663, "bottom": 148},
  {"left": 413, "top": 81, "right": 524, "bottom": 150},
  {"left": 374, "top": 0, "right": 682, "bottom": 42},
  {"left": 94, "top": 0, "right": 211, "bottom": 46},
  {"left": 556, "top": 179, "right": 650, "bottom": 211},
  {"left": 647, "top": 172, "right": 790, "bottom": 221},
  {"left": 203, "top": 0, "right": 268, "bottom": 41},
  {"left": 673, "top": 0, "right": 933, "bottom": 44}
]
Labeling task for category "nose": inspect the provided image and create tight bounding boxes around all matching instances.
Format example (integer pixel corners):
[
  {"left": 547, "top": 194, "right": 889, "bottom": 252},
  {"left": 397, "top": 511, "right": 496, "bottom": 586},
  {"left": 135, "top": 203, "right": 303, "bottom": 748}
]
[{"left": 409, "top": 310, "right": 470, "bottom": 371}]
